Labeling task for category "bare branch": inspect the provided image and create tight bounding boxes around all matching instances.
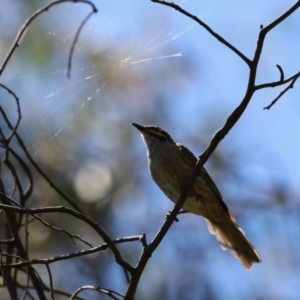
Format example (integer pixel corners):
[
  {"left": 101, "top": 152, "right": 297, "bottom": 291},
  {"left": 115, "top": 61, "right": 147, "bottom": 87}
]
[
  {"left": 0, "top": 84, "right": 21, "bottom": 141},
  {"left": 251, "top": 1, "right": 300, "bottom": 72},
  {"left": 3, "top": 148, "right": 33, "bottom": 203},
  {"left": 0, "top": 204, "right": 47, "bottom": 300},
  {"left": 276, "top": 64, "right": 284, "bottom": 81},
  {"left": 264, "top": 77, "right": 298, "bottom": 110},
  {"left": 0, "top": 200, "right": 136, "bottom": 273},
  {"left": 70, "top": 285, "right": 123, "bottom": 300},
  {"left": 255, "top": 71, "right": 300, "bottom": 90},
  {"left": 45, "top": 264, "right": 55, "bottom": 300},
  {"left": 68, "top": 10, "right": 96, "bottom": 78},
  {"left": 151, "top": 0, "right": 251, "bottom": 66},
  {"left": 260, "top": 1, "right": 300, "bottom": 33},
  {"left": 32, "top": 214, "right": 94, "bottom": 248},
  {"left": 17, "top": 284, "right": 87, "bottom": 300},
  {"left": 0, "top": 109, "right": 83, "bottom": 212},
  {"left": 124, "top": 1, "right": 300, "bottom": 298},
  {"left": 0, "top": 0, "right": 97, "bottom": 76},
  {"left": 3, "top": 237, "right": 140, "bottom": 269}
]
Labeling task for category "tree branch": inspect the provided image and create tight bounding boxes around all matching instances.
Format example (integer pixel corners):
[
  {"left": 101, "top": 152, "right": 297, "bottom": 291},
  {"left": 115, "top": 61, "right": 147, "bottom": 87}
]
[
  {"left": 124, "top": 1, "right": 300, "bottom": 298},
  {"left": 151, "top": 0, "right": 251, "bottom": 66},
  {"left": 264, "top": 76, "right": 299, "bottom": 110},
  {"left": 0, "top": 0, "right": 97, "bottom": 77},
  {"left": 0, "top": 200, "right": 135, "bottom": 273}
]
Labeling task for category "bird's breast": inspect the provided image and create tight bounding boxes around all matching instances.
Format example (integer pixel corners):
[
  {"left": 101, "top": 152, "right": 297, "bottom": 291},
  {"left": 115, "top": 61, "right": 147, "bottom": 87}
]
[{"left": 147, "top": 144, "right": 190, "bottom": 203}]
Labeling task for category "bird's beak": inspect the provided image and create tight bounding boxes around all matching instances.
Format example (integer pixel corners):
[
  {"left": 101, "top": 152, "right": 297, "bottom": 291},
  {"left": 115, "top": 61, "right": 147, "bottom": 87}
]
[{"left": 132, "top": 123, "right": 146, "bottom": 133}]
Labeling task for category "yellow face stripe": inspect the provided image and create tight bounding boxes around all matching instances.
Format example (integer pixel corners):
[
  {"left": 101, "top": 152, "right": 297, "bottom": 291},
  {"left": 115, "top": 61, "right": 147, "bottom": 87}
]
[
  {"left": 147, "top": 128, "right": 167, "bottom": 138},
  {"left": 142, "top": 125, "right": 174, "bottom": 142}
]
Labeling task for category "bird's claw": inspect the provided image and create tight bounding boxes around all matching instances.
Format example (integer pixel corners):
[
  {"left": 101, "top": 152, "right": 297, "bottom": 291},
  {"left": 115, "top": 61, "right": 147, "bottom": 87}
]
[
  {"left": 166, "top": 210, "right": 188, "bottom": 222},
  {"left": 166, "top": 211, "right": 179, "bottom": 222}
]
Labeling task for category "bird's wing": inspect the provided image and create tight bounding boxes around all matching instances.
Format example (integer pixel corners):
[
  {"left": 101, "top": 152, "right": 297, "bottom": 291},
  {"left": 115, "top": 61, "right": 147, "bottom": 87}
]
[{"left": 176, "top": 143, "right": 234, "bottom": 220}]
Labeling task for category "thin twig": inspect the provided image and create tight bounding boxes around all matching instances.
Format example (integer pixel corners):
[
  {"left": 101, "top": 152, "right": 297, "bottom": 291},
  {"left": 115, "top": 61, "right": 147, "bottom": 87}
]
[
  {"left": 45, "top": 264, "right": 55, "bottom": 300},
  {"left": 151, "top": 0, "right": 251, "bottom": 66},
  {"left": 19, "top": 267, "right": 30, "bottom": 300},
  {"left": 276, "top": 64, "right": 284, "bottom": 81},
  {"left": 0, "top": 109, "right": 83, "bottom": 212},
  {"left": 16, "top": 283, "right": 87, "bottom": 300},
  {"left": 0, "top": 200, "right": 135, "bottom": 273},
  {"left": 264, "top": 77, "right": 298, "bottom": 109},
  {"left": 0, "top": 0, "right": 97, "bottom": 76},
  {"left": 33, "top": 214, "right": 94, "bottom": 247},
  {"left": 70, "top": 285, "right": 123, "bottom": 300},
  {"left": 68, "top": 10, "right": 96, "bottom": 78},
  {"left": 4, "top": 147, "right": 33, "bottom": 203},
  {"left": 255, "top": 71, "right": 300, "bottom": 90},
  {"left": 0, "top": 83, "right": 21, "bottom": 141},
  {"left": 3, "top": 235, "right": 141, "bottom": 268}
]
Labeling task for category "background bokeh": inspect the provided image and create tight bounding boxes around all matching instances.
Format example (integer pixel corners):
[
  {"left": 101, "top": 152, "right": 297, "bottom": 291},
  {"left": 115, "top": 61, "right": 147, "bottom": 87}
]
[{"left": 0, "top": 0, "right": 300, "bottom": 299}]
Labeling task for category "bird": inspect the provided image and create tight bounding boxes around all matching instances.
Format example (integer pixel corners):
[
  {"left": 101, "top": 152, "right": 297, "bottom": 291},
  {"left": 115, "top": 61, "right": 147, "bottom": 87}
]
[{"left": 132, "top": 123, "right": 261, "bottom": 269}]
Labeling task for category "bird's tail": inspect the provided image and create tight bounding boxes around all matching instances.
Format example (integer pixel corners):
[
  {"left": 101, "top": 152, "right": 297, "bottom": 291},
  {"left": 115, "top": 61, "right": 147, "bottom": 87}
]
[{"left": 205, "top": 218, "right": 261, "bottom": 269}]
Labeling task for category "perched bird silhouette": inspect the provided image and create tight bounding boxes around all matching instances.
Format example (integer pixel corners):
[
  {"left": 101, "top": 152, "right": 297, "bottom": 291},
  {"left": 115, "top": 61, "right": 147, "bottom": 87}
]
[{"left": 133, "top": 123, "right": 261, "bottom": 269}]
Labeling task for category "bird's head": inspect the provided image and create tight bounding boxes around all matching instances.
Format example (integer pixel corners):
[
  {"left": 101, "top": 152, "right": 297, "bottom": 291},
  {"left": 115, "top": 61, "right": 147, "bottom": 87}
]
[{"left": 132, "top": 123, "right": 174, "bottom": 149}]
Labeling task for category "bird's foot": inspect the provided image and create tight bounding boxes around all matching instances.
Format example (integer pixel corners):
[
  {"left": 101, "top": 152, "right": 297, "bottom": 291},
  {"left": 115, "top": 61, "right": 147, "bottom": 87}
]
[{"left": 166, "top": 210, "right": 188, "bottom": 222}]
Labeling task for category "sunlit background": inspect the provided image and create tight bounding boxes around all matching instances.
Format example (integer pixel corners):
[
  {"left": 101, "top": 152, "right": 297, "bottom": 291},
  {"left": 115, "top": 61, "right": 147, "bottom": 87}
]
[{"left": 0, "top": 0, "right": 300, "bottom": 299}]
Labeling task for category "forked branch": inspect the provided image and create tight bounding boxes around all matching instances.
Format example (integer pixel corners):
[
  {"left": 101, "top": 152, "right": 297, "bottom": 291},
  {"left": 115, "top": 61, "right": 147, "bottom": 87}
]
[{"left": 124, "top": 1, "right": 300, "bottom": 298}]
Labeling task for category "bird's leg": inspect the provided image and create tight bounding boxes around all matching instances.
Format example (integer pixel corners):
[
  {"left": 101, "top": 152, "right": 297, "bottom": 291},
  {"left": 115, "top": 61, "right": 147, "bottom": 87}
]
[{"left": 178, "top": 210, "right": 189, "bottom": 215}]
